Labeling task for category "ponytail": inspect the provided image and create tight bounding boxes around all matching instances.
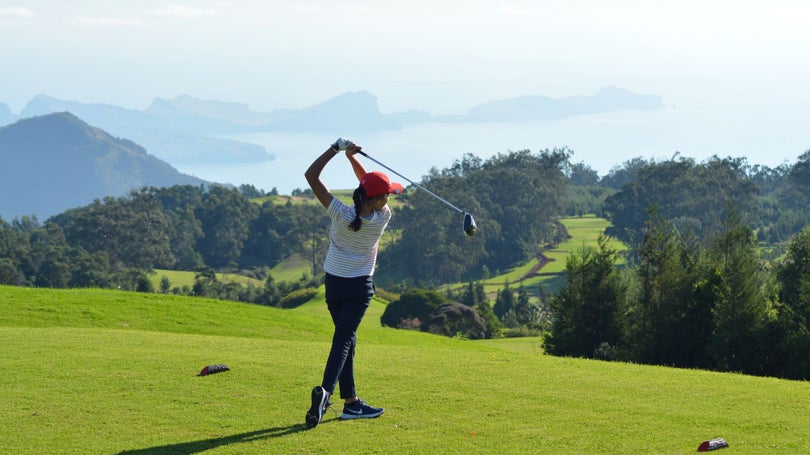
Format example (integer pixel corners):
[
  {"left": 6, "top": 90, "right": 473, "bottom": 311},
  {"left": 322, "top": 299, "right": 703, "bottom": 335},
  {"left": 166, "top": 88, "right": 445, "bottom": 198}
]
[{"left": 349, "top": 185, "right": 367, "bottom": 231}]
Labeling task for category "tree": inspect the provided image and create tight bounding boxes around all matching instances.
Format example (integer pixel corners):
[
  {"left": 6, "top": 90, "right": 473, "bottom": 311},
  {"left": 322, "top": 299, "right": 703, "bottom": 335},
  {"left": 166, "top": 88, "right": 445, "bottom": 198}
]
[
  {"left": 545, "top": 235, "right": 625, "bottom": 358},
  {"left": 168, "top": 206, "right": 204, "bottom": 269},
  {"left": 159, "top": 276, "right": 171, "bottom": 294},
  {"left": 604, "top": 156, "right": 759, "bottom": 249},
  {"left": 493, "top": 282, "right": 516, "bottom": 322},
  {"left": 68, "top": 247, "right": 111, "bottom": 288},
  {"left": 123, "top": 189, "right": 176, "bottom": 269},
  {"left": 196, "top": 186, "right": 257, "bottom": 267},
  {"left": 706, "top": 207, "right": 768, "bottom": 373},
  {"left": 54, "top": 191, "right": 175, "bottom": 270},
  {"left": 623, "top": 209, "right": 708, "bottom": 366},
  {"left": 460, "top": 281, "right": 487, "bottom": 307},
  {"left": 787, "top": 149, "right": 810, "bottom": 203},
  {"left": 299, "top": 206, "right": 331, "bottom": 277},
  {"left": 0, "top": 218, "right": 26, "bottom": 285},
  {"left": 0, "top": 257, "right": 24, "bottom": 285},
  {"left": 477, "top": 149, "right": 569, "bottom": 270},
  {"left": 192, "top": 267, "right": 219, "bottom": 297},
  {"left": 457, "top": 281, "right": 501, "bottom": 338},
  {"left": 29, "top": 223, "right": 71, "bottom": 288},
  {"left": 772, "top": 226, "right": 810, "bottom": 379},
  {"left": 567, "top": 161, "right": 599, "bottom": 186},
  {"left": 475, "top": 300, "right": 502, "bottom": 339},
  {"left": 239, "top": 184, "right": 265, "bottom": 198},
  {"left": 513, "top": 285, "right": 540, "bottom": 325},
  {"left": 380, "top": 149, "right": 568, "bottom": 285},
  {"left": 599, "top": 157, "right": 649, "bottom": 190}
]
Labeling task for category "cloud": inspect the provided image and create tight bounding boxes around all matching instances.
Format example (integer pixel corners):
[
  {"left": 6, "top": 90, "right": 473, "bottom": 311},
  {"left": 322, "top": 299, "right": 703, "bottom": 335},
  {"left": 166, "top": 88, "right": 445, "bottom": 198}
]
[
  {"left": 145, "top": 4, "right": 217, "bottom": 19},
  {"left": 0, "top": 6, "right": 36, "bottom": 18},
  {"left": 66, "top": 3, "right": 218, "bottom": 28},
  {"left": 73, "top": 16, "right": 147, "bottom": 27},
  {"left": 495, "top": 4, "right": 533, "bottom": 17},
  {"left": 0, "top": 6, "right": 37, "bottom": 23}
]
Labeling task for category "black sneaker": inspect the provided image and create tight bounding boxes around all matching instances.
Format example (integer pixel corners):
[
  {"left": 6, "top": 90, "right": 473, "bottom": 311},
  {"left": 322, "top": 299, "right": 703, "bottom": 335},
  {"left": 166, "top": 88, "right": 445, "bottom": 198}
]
[
  {"left": 305, "top": 386, "right": 331, "bottom": 429},
  {"left": 340, "top": 399, "right": 384, "bottom": 420}
]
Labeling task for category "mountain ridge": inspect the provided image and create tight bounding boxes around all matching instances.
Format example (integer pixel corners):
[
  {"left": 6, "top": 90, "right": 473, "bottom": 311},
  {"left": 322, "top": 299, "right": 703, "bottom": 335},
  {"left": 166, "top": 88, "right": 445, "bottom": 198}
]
[
  {"left": 3, "top": 87, "right": 663, "bottom": 131},
  {"left": 0, "top": 87, "right": 663, "bottom": 168},
  {"left": 0, "top": 112, "right": 210, "bottom": 221}
]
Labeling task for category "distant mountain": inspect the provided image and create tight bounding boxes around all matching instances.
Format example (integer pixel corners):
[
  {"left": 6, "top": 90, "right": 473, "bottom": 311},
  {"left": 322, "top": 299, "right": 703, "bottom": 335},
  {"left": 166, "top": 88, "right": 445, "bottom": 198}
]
[
  {"left": 261, "top": 91, "right": 401, "bottom": 131},
  {"left": 446, "top": 86, "right": 664, "bottom": 123},
  {"left": 20, "top": 95, "right": 156, "bottom": 130},
  {"left": 3, "top": 87, "right": 663, "bottom": 165},
  {"left": 18, "top": 95, "right": 273, "bottom": 165},
  {"left": 0, "top": 103, "right": 17, "bottom": 126},
  {"left": 18, "top": 91, "right": 405, "bottom": 133},
  {"left": 110, "top": 127, "right": 272, "bottom": 165},
  {"left": 143, "top": 95, "right": 284, "bottom": 130},
  {"left": 140, "top": 90, "right": 402, "bottom": 132},
  {"left": 0, "top": 112, "right": 210, "bottom": 221}
]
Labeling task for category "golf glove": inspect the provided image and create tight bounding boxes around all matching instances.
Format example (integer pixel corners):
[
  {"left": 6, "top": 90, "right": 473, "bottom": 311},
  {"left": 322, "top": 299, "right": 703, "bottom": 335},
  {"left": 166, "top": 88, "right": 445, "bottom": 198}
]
[{"left": 332, "top": 137, "right": 351, "bottom": 151}]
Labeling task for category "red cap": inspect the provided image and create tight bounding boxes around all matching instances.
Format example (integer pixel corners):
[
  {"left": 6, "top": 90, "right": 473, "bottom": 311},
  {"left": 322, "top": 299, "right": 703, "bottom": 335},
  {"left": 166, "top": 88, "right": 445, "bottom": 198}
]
[{"left": 361, "top": 171, "right": 403, "bottom": 198}]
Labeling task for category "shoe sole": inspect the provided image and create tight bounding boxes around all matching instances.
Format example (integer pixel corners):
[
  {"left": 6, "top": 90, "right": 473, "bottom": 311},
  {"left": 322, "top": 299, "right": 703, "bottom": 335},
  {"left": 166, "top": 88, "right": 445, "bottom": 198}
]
[
  {"left": 340, "top": 408, "right": 384, "bottom": 420},
  {"left": 305, "top": 387, "right": 329, "bottom": 428}
]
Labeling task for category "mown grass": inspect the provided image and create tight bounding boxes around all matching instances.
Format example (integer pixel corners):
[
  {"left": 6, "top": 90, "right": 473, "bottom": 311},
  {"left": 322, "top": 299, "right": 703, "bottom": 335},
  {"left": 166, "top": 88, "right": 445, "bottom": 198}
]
[
  {"left": 151, "top": 269, "right": 266, "bottom": 290},
  {"left": 151, "top": 215, "right": 619, "bottom": 308},
  {"left": 477, "top": 216, "right": 625, "bottom": 299},
  {"left": 2, "top": 285, "right": 809, "bottom": 454}
]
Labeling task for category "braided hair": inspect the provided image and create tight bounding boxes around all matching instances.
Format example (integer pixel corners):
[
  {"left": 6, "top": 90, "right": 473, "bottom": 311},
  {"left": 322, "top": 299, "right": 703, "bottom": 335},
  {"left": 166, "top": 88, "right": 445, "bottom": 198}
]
[{"left": 348, "top": 184, "right": 369, "bottom": 231}]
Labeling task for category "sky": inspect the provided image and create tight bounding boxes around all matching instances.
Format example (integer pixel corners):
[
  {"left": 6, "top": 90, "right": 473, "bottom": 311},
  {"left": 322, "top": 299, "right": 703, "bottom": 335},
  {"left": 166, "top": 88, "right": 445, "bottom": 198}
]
[{"left": 2, "top": 0, "right": 809, "bottom": 116}]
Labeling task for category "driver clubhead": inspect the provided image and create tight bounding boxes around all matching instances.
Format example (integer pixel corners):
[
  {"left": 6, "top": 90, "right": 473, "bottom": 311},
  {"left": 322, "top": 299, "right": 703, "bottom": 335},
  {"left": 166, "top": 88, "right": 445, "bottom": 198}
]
[{"left": 463, "top": 213, "right": 477, "bottom": 237}]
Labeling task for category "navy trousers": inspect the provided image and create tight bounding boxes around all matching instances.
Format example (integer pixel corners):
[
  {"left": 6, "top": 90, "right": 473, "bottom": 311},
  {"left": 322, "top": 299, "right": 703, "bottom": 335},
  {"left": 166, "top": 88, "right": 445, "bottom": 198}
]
[{"left": 321, "top": 273, "right": 374, "bottom": 399}]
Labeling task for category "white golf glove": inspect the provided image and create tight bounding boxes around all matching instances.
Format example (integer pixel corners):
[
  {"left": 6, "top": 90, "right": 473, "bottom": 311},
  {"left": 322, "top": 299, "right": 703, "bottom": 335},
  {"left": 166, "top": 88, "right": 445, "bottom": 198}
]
[{"left": 332, "top": 137, "right": 351, "bottom": 151}]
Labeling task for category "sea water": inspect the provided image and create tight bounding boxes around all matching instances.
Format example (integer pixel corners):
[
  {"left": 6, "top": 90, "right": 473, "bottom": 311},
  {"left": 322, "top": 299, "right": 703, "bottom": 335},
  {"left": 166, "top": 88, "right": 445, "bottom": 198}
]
[{"left": 176, "top": 103, "right": 809, "bottom": 194}]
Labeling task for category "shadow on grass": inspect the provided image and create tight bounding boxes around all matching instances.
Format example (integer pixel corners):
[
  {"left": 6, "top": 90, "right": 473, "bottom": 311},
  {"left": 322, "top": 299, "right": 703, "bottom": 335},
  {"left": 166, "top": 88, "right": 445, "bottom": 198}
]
[{"left": 116, "top": 419, "right": 331, "bottom": 454}]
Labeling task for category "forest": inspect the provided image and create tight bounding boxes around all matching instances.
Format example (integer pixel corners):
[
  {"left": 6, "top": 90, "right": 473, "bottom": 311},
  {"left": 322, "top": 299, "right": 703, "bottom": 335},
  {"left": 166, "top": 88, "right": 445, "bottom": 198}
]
[{"left": 1, "top": 148, "right": 810, "bottom": 379}]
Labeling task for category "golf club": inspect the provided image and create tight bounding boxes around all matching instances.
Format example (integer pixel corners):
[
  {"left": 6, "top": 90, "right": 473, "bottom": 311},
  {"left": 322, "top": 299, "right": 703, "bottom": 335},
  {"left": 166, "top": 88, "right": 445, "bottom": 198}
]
[{"left": 356, "top": 150, "right": 477, "bottom": 236}]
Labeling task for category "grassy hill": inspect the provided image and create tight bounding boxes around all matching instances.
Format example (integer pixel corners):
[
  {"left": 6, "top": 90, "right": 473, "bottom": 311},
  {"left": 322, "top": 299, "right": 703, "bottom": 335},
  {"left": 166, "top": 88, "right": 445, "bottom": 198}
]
[
  {"left": 475, "top": 216, "right": 627, "bottom": 298},
  {"left": 177, "top": 215, "right": 622, "bottom": 300},
  {"left": 150, "top": 269, "right": 267, "bottom": 290},
  {"left": 2, "top": 285, "right": 809, "bottom": 454}
]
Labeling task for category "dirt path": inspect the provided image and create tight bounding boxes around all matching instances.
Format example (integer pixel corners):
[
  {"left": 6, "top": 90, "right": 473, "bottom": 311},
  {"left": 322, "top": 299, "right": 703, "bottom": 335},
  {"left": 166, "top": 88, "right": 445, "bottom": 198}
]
[{"left": 517, "top": 220, "right": 571, "bottom": 281}]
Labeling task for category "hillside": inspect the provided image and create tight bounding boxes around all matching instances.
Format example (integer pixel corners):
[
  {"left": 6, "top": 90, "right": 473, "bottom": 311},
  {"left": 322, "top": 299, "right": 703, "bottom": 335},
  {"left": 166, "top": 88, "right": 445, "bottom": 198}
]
[
  {"left": 0, "top": 112, "right": 209, "bottom": 220},
  {"left": 0, "top": 102, "right": 15, "bottom": 125},
  {"left": 15, "top": 95, "right": 274, "bottom": 165},
  {"left": 1, "top": 285, "right": 808, "bottom": 454}
]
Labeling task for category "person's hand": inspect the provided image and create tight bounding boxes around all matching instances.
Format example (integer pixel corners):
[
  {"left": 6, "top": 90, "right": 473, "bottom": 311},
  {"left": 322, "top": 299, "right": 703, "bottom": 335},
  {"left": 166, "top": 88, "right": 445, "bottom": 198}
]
[
  {"left": 332, "top": 137, "right": 352, "bottom": 151},
  {"left": 346, "top": 141, "right": 362, "bottom": 156}
]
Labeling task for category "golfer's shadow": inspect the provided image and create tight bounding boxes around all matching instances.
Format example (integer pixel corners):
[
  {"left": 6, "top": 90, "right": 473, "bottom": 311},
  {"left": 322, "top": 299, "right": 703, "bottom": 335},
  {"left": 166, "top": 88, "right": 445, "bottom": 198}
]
[{"left": 115, "top": 418, "right": 335, "bottom": 454}]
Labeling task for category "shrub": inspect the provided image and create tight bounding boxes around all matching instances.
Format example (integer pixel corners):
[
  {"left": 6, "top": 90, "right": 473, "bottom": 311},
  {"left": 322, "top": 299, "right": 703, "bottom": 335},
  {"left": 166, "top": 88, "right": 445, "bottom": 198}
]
[
  {"left": 381, "top": 289, "right": 445, "bottom": 328},
  {"left": 278, "top": 287, "right": 318, "bottom": 309}
]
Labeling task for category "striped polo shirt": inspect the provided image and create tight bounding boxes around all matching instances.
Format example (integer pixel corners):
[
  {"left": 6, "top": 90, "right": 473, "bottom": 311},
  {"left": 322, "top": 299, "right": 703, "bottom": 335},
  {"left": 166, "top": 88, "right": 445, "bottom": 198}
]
[{"left": 323, "top": 197, "right": 392, "bottom": 278}]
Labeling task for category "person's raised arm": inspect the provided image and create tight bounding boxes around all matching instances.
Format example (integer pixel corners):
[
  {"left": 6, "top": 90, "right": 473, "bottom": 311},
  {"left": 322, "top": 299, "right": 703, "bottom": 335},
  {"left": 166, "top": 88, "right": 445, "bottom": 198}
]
[
  {"left": 346, "top": 143, "right": 367, "bottom": 182},
  {"left": 304, "top": 145, "right": 340, "bottom": 209}
]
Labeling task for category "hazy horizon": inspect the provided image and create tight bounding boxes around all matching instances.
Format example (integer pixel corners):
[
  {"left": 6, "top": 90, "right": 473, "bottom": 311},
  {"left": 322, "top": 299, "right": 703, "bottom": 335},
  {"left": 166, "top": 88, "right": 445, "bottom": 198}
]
[
  {"left": 2, "top": 1, "right": 809, "bottom": 114},
  {"left": 2, "top": 0, "right": 809, "bottom": 193}
]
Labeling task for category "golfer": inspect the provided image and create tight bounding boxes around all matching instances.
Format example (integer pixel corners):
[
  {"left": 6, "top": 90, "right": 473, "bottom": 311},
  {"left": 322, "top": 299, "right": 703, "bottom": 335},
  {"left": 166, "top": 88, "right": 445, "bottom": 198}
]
[{"left": 304, "top": 138, "right": 402, "bottom": 429}]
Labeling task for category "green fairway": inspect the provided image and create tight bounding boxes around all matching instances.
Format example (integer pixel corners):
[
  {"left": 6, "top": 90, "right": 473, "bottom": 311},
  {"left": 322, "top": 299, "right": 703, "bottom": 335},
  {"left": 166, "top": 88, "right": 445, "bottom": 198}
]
[
  {"left": 151, "top": 269, "right": 267, "bottom": 290},
  {"left": 478, "top": 215, "right": 625, "bottom": 299},
  {"left": 2, "top": 285, "right": 809, "bottom": 454},
  {"left": 210, "top": 215, "right": 619, "bottom": 300}
]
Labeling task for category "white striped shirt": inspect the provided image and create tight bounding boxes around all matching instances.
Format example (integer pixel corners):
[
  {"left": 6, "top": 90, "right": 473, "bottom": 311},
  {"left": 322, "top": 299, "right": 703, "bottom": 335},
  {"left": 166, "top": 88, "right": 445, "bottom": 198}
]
[{"left": 323, "top": 197, "right": 392, "bottom": 278}]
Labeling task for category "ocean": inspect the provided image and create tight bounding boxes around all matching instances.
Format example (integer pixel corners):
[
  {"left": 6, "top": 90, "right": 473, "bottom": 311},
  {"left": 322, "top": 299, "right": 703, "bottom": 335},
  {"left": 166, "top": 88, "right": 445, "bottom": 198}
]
[{"left": 176, "top": 103, "right": 809, "bottom": 194}]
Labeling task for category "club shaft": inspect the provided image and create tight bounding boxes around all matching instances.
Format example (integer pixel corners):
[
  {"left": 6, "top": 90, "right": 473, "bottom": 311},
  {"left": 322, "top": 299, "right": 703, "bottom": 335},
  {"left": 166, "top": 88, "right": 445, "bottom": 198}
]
[{"left": 357, "top": 151, "right": 466, "bottom": 214}]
